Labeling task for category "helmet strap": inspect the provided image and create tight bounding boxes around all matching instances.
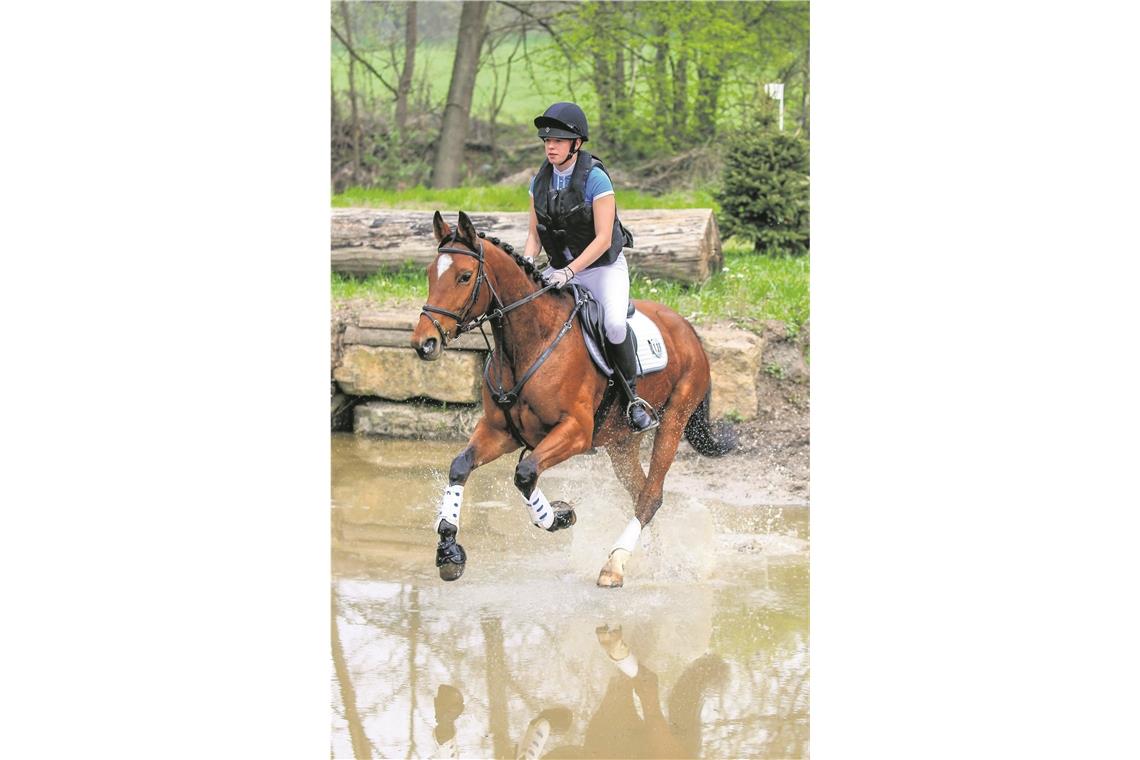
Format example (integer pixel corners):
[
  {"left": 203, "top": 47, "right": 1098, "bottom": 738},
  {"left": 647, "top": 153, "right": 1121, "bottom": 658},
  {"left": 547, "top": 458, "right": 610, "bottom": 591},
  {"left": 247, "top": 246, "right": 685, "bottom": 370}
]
[{"left": 557, "top": 138, "right": 581, "bottom": 168}]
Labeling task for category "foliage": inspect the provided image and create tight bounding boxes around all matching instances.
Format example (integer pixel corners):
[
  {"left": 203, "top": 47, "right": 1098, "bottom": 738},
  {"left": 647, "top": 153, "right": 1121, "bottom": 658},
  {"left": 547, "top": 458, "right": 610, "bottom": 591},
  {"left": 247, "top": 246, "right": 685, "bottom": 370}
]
[
  {"left": 714, "top": 129, "right": 810, "bottom": 256},
  {"left": 330, "top": 1, "right": 809, "bottom": 189}
]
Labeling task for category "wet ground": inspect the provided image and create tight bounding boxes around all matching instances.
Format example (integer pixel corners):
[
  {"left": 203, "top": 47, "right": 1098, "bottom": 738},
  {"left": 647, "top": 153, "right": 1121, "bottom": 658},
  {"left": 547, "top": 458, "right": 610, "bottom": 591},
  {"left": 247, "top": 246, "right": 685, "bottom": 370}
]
[{"left": 332, "top": 434, "right": 809, "bottom": 759}]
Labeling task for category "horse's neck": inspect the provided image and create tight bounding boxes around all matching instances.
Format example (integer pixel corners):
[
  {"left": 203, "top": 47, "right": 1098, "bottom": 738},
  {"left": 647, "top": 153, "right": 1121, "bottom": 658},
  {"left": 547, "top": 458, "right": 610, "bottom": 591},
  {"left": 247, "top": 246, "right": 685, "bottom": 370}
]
[{"left": 487, "top": 253, "right": 572, "bottom": 364}]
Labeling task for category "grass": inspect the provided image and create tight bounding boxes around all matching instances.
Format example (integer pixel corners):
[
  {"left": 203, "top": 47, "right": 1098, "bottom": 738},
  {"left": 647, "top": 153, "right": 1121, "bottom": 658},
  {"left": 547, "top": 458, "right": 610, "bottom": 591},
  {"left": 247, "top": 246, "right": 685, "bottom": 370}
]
[
  {"left": 332, "top": 185, "right": 719, "bottom": 213},
  {"left": 332, "top": 237, "right": 808, "bottom": 333},
  {"left": 630, "top": 238, "right": 809, "bottom": 332}
]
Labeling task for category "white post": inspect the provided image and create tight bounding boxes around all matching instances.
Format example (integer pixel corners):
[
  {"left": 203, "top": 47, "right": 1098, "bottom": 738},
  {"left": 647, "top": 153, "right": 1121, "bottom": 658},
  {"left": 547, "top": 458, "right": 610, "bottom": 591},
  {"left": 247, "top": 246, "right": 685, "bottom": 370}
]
[{"left": 765, "top": 82, "right": 785, "bottom": 131}]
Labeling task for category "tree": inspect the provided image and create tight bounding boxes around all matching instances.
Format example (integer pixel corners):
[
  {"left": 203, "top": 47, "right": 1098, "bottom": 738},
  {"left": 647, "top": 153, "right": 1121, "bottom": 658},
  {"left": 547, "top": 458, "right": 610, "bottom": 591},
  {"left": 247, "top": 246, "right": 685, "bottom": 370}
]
[{"left": 431, "top": 0, "right": 490, "bottom": 188}]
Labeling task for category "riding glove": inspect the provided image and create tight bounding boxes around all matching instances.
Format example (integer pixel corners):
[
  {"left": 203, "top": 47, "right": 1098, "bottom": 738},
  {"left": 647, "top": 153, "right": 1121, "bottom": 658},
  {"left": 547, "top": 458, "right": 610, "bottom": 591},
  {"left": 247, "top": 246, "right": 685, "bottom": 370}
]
[{"left": 543, "top": 266, "right": 575, "bottom": 289}]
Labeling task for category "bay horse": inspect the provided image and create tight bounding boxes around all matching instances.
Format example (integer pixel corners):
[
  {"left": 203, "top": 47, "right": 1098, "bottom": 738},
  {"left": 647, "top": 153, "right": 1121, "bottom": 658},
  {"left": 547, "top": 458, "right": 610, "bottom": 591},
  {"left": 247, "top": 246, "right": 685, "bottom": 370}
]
[{"left": 410, "top": 211, "right": 734, "bottom": 588}]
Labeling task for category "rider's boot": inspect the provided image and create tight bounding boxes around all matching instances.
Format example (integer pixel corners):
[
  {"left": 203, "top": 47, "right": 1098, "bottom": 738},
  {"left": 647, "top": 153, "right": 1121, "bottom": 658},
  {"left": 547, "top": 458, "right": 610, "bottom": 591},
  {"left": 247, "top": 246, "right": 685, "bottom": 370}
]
[{"left": 607, "top": 332, "right": 659, "bottom": 433}]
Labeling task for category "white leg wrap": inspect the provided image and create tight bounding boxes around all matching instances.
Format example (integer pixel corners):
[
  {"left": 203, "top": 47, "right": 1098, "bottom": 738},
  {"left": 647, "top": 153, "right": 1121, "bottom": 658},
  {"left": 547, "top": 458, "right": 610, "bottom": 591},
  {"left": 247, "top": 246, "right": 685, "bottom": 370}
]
[
  {"left": 515, "top": 718, "right": 551, "bottom": 760},
  {"left": 434, "top": 484, "right": 464, "bottom": 531},
  {"left": 525, "top": 488, "right": 554, "bottom": 529},
  {"left": 611, "top": 652, "right": 640, "bottom": 679},
  {"left": 612, "top": 517, "right": 643, "bottom": 554}
]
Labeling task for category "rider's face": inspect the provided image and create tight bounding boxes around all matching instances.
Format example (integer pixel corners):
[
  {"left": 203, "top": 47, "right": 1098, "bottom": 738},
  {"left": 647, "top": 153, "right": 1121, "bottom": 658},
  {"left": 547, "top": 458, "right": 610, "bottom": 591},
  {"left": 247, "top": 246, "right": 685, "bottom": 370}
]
[{"left": 543, "top": 137, "right": 577, "bottom": 164}]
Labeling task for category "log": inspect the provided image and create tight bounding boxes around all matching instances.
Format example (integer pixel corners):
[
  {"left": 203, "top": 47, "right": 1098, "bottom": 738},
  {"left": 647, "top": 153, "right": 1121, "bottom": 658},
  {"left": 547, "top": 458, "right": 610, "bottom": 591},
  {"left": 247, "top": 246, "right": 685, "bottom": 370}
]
[
  {"left": 331, "top": 208, "right": 723, "bottom": 285},
  {"left": 345, "top": 309, "right": 494, "bottom": 351}
]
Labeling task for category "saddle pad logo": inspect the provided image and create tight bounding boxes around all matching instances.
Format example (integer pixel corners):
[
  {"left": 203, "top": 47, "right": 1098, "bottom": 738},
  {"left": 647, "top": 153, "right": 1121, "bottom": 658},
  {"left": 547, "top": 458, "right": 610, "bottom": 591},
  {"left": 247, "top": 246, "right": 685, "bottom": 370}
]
[{"left": 648, "top": 338, "right": 664, "bottom": 358}]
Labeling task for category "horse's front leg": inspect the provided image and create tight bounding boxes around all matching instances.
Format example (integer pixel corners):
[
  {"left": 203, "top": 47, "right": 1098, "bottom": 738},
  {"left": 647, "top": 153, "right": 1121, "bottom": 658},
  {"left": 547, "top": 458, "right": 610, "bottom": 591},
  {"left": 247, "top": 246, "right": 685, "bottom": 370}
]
[
  {"left": 514, "top": 415, "right": 592, "bottom": 531},
  {"left": 435, "top": 420, "right": 519, "bottom": 581}
]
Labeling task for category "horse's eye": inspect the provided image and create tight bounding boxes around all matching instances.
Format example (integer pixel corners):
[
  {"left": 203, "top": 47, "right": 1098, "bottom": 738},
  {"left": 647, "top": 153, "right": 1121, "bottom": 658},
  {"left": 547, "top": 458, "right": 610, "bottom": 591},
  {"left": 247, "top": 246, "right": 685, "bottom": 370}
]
[{"left": 458, "top": 271, "right": 473, "bottom": 284}]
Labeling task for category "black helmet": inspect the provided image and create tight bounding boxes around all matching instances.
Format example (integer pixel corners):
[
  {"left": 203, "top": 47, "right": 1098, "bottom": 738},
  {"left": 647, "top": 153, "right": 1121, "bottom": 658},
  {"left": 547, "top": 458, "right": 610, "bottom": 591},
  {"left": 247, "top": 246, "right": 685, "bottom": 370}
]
[{"left": 534, "top": 102, "right": 589, "bottom": 142}]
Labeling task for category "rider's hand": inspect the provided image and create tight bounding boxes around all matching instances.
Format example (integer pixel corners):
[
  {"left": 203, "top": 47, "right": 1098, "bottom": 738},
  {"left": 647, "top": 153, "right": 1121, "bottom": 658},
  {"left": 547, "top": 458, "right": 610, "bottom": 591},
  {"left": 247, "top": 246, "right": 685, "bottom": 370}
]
[{"left": 543, "top": 266, "right": 575, "bottom": 289}]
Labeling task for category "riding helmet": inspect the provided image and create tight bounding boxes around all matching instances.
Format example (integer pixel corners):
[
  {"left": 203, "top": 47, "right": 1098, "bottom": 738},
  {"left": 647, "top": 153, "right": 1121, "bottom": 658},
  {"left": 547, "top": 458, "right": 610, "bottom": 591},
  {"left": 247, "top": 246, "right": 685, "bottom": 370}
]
[{"left": 534, "top": 102, "right": 589, "bottom": 142}]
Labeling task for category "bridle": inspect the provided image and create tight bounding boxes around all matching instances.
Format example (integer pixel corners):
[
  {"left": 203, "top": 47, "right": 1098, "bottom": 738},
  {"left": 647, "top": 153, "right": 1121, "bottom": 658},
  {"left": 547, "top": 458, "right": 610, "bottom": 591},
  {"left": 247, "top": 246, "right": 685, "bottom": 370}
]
[
  {"left": 418, "top": 230, "right": 586, "bottom": 450},
  {"left": 419, "top": 232, "right": 491, "bottom": 348}
]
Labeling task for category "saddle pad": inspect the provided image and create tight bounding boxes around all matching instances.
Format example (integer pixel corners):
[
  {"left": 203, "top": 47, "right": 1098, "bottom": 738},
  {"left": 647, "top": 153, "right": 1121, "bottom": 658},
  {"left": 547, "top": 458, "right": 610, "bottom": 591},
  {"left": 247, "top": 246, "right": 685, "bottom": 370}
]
[{"left": 580, "top": 306, "right": 669, "bottom": 378}]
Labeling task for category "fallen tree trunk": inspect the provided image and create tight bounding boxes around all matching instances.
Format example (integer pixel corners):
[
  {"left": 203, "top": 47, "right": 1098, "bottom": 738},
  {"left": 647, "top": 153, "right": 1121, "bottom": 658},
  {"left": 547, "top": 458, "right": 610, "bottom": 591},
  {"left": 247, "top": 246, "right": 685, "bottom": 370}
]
[{"left": 331, "top": 208, "right": 723, "bottom": 284}]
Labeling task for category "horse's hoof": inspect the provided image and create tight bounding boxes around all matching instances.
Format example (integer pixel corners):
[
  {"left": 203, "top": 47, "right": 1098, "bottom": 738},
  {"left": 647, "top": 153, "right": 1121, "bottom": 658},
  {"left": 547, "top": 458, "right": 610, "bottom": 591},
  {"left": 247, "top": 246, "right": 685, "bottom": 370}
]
[
  {"left": 597, "top": 569, "right": 624, "bottom": 588},
  {"left": 435, "top": 520, "right": 466, "bottom": 582},
  {"left": 546, "top": 501, "right": 577, "bottom": 532},
  {"left": 439, "top": 561, "right": 465, "bottom": 582}
]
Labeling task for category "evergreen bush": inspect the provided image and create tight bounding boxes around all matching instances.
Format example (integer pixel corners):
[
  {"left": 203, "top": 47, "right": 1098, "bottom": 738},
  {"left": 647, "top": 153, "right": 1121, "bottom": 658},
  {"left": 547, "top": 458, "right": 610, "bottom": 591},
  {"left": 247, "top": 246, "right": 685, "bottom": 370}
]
[{"left": 715, "top": 130, "right": 810, "bottom": 256}]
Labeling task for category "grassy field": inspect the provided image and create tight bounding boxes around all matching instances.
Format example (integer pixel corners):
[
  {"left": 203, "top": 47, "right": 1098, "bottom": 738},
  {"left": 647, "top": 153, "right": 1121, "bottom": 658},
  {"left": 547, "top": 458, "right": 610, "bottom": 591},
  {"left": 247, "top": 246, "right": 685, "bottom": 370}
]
[
  {"left": 332, "top": 38, "right": 559, "bottom": 125},
  {"left": 332, "top": 184, "right": 719, "bottom": 212},
  {"left": 332, "top": 237, "right": 808, "bottom": 334}
]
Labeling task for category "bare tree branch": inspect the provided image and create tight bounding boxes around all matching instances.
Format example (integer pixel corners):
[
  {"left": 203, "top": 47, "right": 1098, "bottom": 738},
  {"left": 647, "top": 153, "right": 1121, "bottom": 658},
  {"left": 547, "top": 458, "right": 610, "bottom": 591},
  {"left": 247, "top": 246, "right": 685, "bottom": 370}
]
[{"left": 331, "top": 23, "right": 399, "bottom": 97}]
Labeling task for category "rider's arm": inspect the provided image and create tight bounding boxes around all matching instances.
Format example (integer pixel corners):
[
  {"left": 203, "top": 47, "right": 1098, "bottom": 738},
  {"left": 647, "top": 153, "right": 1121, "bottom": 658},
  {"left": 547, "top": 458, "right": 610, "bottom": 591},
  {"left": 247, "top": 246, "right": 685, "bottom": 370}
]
[
  {"left": 524, "top": 192, "right": 541, "bottom": 261},
  {"left": 566, "top": 193, "right": 614, "bottom": 274}
]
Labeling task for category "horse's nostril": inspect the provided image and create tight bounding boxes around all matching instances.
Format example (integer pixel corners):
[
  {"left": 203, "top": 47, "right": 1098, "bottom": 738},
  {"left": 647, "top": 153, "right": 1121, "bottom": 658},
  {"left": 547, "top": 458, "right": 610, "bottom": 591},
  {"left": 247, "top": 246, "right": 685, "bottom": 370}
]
[{"left": 423, "top": 338, "right": 438, "bottom": 356}]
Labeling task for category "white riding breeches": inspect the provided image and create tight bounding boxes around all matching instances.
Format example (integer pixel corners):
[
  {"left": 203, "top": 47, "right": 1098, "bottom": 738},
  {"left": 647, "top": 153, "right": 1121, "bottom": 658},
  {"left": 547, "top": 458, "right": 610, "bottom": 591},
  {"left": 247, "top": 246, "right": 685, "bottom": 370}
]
[{"left": 573, "top": 251, "right": 630, "bottom": 344}]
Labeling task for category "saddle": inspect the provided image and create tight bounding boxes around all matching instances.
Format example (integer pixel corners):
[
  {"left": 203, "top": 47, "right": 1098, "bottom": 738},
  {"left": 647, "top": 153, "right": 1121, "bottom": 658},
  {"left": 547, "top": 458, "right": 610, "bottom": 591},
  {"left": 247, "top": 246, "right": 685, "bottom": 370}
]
[{"left": 571, "top": 285, "right": 669, "bottom": 378}]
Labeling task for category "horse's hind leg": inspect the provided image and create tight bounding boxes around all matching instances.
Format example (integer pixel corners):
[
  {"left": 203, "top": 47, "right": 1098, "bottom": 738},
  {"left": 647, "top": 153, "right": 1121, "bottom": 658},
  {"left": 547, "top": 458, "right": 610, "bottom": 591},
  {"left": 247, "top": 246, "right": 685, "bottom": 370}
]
[
  {"left": 598, "top": 405, "right": 691, "bottom": 588},
  {"left": 598, "top": 438, "right": 647, "bottom": 588},
  {"left": 435, "top": 420, "right": 519, "bottom": 581}
]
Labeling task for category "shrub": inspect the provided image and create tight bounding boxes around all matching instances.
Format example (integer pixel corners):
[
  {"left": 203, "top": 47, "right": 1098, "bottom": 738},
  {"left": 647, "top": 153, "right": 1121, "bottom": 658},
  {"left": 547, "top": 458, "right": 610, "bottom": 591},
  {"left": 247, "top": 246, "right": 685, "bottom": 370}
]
[{"left": 715, "top": 130, "right": 810, "bottom": 256}]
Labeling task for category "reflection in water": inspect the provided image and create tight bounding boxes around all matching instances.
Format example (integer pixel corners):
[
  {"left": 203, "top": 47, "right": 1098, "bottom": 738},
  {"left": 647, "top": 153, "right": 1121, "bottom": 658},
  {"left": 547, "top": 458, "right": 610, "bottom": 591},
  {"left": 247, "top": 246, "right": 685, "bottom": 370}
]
[{"left": 331, "top": 436, "right": 809, "bottom": 759}]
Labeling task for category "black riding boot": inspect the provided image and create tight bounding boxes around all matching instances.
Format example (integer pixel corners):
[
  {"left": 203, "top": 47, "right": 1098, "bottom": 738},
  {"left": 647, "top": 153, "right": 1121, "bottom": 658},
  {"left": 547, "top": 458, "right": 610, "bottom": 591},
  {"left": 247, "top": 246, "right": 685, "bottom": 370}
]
[{"left": 607, "top": 332, "right": 659, "bottom": 433}]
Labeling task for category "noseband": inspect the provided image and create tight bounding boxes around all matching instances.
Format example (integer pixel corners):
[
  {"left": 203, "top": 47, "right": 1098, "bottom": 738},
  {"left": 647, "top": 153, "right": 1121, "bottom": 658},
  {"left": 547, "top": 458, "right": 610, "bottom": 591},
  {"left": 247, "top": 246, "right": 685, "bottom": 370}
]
[{"left": 420, "top": 235, "right": 489, "bottom": 347}]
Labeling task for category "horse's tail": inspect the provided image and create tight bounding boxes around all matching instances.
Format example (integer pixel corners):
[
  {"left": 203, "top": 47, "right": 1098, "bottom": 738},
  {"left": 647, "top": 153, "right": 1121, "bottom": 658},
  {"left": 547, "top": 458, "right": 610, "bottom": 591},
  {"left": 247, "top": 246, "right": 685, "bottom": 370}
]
[{"left": 683, "top": 389, "right": 737, "bottom": 457}]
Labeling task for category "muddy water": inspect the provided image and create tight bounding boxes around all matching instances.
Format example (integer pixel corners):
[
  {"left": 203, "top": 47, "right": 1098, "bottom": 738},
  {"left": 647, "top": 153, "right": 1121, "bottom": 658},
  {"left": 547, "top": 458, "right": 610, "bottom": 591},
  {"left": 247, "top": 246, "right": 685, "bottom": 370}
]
[{"left": 332, "top": 434, "right": 809, "bottom": 759}]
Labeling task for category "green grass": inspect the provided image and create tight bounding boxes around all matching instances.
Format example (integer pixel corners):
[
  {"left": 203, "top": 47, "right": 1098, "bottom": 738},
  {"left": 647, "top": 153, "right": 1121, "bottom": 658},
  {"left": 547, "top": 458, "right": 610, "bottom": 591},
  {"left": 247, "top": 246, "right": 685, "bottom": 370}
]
[
  {"left": 332, "top": 184, "right": 719, "bottom": 212},
  {"left": 630, "top": 238, "right": 809, "bottom": 332},
  {"left": 332, "top": 237, "right": 808, "bottom": 333},
  {"left": 332, "top": 261, "right": 426, "bottom": 304}
]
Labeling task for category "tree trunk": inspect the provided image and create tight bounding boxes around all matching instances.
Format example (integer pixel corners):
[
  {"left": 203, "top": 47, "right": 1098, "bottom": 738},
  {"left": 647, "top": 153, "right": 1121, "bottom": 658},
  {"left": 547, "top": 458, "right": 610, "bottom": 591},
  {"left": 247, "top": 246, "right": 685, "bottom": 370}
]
[
  {"left": 338, "top": 2, "right": 362, "bottom": 186},
  {"left": 331, "top": 208, "right": 724, "bottom": 284},
  {"left": 695, "top": 57, "right": 722, "bottom": 140},
  {"left": 431, "top": 0, "right": 489, "bottom": 188},
  {"left": 653, "top": 23, "right": 669, "bottom": 129},
  {"left": 671, "top": 53, "right": 688, "bottom": 145},
  {"left": 395, "top": 2, "right": 417, "bottom": 131}
]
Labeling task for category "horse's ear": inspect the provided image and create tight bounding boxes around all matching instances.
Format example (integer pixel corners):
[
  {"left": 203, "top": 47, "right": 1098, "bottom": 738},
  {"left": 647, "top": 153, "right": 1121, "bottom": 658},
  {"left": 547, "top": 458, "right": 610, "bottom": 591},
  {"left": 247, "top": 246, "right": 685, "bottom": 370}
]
[
  {"left": 432, "top": 210, "right": 451, "bottom": 243},
  {"left": 457, "top": 211, "right": 479, "bottom": 246}
]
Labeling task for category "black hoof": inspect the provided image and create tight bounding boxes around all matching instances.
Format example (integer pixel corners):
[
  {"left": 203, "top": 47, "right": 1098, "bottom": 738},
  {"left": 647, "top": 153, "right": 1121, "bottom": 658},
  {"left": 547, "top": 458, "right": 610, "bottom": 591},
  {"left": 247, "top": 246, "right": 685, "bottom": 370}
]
[
  {"left": 438, "top": 560, "right": 465, "bottom": 582},
  {"left": 436, "top": 520, "right": 467, "bottom": 582},
  {"left": 546, "top": 501, "right": 577, "bottom": 532}
]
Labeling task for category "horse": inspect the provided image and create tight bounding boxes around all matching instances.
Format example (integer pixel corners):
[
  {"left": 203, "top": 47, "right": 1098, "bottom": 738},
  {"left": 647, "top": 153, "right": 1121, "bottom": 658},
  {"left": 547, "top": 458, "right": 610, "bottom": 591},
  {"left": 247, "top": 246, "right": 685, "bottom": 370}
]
[{"left": 410, "top": 210, "right": 735, "bottom": 588}]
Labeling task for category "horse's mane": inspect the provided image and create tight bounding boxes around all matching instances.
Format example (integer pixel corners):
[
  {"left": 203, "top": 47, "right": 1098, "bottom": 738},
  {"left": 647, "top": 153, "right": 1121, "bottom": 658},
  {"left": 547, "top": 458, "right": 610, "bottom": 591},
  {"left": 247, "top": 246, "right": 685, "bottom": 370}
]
[{"left": 473, "top": 231, "right": 573, "bottom": 300}]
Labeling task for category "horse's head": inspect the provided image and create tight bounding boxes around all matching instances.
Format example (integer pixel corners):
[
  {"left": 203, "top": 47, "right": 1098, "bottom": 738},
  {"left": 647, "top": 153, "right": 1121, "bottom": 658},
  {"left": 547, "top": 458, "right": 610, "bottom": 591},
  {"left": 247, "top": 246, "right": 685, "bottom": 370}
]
[{"left": 411, "top": 210, "right": 494, "bottom": 361}]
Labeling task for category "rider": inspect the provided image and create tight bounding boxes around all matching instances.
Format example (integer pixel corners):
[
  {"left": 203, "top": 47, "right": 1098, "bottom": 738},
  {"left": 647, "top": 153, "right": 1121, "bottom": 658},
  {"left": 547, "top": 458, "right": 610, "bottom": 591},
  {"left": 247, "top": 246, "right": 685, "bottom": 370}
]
[{"left": 523, "top": 102, "right": 658, "bottom": 433}]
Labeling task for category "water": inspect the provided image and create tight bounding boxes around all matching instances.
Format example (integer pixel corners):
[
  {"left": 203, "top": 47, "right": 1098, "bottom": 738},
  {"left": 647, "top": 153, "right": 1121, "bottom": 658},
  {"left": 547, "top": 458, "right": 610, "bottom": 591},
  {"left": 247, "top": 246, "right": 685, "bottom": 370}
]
[{"left": 332, "top": 434, "right": 809, "bottom": 759}]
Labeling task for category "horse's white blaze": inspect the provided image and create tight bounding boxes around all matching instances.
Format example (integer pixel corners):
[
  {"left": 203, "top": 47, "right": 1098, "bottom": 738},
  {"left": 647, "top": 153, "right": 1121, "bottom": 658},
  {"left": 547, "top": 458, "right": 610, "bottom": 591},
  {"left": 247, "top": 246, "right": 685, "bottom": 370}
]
[{"left": 435, "top": 253, "right": 453, "bottom": 278}]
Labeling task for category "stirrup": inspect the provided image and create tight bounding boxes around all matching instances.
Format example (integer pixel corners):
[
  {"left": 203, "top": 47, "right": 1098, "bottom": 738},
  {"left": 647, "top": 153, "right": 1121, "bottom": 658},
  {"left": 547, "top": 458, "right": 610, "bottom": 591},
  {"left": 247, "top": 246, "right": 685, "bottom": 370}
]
[{"left": 626, "top": 397, "right": 659, "bottom": 432}]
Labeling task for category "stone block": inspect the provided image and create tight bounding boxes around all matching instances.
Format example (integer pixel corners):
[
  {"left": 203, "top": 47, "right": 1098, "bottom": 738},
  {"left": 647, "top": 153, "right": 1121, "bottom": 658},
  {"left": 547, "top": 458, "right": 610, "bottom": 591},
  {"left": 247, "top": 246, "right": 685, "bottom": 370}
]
[
  {"left": 697, "top": 325, "right": 765, "bottom": 421},
  {"left": 354, "top": 400, "right": 481, "bottom": 440},
  {"left": 334, "top": 345, "right": 484, "bottom": 403}
]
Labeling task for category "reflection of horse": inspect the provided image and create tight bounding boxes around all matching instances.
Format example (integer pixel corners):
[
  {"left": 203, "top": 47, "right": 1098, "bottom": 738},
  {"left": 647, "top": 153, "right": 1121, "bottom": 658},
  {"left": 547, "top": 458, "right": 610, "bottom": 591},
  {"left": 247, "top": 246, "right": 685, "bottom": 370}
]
[
  {"left": 411, "top": 211, "right": 735, "bottom": 587},
  {"left": 499, "top": 625, "right": 727, "bottom": 760}
]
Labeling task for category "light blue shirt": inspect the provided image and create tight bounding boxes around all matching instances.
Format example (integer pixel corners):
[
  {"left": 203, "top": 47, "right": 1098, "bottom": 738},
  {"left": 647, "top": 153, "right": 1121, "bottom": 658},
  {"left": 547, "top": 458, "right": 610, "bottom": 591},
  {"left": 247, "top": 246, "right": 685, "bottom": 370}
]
[{"left": 528, "top": 162, "right": 615, "bottom": 202}]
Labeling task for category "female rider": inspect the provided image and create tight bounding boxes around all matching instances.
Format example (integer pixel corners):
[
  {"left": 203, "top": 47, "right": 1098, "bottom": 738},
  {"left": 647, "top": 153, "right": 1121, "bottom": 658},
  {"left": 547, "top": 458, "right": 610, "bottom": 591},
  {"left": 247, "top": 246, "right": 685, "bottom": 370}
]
[{"left": 523, "top": 102, "right": 657, "bottom": 433}]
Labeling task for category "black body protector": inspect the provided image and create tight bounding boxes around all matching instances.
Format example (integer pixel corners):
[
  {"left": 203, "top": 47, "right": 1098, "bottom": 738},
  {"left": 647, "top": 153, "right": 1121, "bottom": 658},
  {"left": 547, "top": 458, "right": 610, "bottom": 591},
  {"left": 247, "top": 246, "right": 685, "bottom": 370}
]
[{"left": 532, "top": 150, "right": 633, "bottom": 270}]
